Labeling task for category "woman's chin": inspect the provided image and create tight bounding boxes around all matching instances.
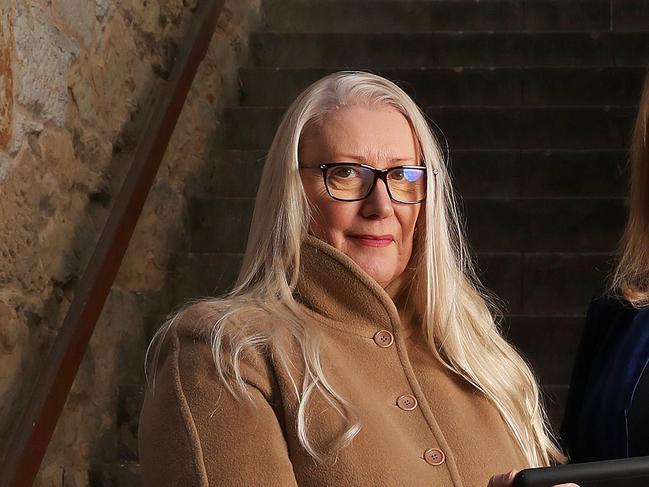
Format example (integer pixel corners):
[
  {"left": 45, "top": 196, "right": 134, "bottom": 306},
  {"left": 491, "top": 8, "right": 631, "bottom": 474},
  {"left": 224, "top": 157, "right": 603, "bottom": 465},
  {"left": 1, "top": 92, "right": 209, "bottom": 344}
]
[
  {"left": 355, "top": 260, "right": 395, "bottom": 287},
  {"left": 338, "top": 243, "right": 400, "bottom": 285}
]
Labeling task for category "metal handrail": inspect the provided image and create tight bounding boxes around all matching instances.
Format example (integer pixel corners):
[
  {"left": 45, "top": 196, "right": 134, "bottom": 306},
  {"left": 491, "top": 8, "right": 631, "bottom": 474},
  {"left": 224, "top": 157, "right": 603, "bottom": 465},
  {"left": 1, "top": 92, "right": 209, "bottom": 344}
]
[{"left": 0, "top": 1, "right": 225, "bottom": 485}]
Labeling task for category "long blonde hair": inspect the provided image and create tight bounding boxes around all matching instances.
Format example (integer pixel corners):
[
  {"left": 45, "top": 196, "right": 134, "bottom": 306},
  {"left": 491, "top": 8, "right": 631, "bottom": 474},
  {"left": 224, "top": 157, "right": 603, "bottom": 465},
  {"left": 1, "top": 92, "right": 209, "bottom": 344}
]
[
  {"left": 146, "top": 70, "right": 566, "bottom": 466},
  {"left": 610, "top": 70, "right": 649, "bottom": 307}
]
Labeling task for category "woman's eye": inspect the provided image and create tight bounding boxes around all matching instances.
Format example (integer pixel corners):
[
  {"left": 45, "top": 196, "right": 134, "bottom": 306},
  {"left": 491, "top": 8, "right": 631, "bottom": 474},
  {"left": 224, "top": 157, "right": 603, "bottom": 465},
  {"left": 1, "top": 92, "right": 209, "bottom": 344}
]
[
  {"left": 331, "top": 167, "right": 356, "bottom": 178},
  {"left": 390, "top": 169, "right": 405, "bottom": 180}
]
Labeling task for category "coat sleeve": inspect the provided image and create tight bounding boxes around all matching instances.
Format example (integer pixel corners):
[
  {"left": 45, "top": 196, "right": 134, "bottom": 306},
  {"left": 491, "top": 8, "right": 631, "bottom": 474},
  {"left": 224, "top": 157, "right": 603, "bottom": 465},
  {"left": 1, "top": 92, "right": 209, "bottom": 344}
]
[{"left": 138, "top": 328, "right": 299, "bottom": 487}]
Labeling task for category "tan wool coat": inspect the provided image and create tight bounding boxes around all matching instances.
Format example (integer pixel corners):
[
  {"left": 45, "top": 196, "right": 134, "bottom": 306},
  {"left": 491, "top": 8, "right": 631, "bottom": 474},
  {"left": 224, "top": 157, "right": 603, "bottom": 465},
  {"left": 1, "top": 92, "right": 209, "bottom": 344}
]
[{"left": 138, "top": 235, "right": 529, "bottom": 486}]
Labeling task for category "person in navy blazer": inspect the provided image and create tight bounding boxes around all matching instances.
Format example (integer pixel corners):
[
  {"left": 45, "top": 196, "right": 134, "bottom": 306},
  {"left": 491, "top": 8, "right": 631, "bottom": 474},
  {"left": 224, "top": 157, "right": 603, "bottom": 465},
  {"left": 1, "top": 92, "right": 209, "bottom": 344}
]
[{"left": 561, "top": 70, "right": 649, "bottom": 463}]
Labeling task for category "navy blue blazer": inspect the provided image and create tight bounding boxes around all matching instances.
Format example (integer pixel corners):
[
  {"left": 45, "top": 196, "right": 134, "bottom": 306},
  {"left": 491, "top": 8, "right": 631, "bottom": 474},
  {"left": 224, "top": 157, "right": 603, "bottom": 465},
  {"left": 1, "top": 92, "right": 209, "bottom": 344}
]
[{"left": 561, "top": 294, "right": 649, "bottom": 462}]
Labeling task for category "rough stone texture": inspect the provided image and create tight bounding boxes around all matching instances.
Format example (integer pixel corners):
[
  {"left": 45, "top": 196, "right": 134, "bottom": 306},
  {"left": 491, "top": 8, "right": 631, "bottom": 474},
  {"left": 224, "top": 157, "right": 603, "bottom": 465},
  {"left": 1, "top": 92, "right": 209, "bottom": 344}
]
[
  {"left": 0, "top": 152, "right": 10, "bottom": 180},
  {"left": 52, "top": 0, "right": 96, "bottom": 48},
  {"left": 0, "top": 0, "right": 263, "bottom": 485},
  {"left": 36, "top": 289, "right": 146, "bottom": 487},
  {"left": 14, "top": 3, "right": 80, "bottom": 130},
  {"left": 0, "top": 2, "right": 14, "bottom": 151},
  {"left": 68, "top": 10, "right": 160, "bottom": 143},
  {"left": 8, "top": 108, "right": 44, "bottom": 154},
  {"left": 0, "top": 292, "right": 29, "bottom": 432}
]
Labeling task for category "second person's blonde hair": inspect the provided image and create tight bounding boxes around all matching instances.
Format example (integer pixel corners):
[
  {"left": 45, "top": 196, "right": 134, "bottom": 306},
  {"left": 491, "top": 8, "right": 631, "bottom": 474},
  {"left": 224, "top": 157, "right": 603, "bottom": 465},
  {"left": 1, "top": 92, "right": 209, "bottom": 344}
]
[{"left": 611, "top": 70, "right": 649, "bottom": 306}]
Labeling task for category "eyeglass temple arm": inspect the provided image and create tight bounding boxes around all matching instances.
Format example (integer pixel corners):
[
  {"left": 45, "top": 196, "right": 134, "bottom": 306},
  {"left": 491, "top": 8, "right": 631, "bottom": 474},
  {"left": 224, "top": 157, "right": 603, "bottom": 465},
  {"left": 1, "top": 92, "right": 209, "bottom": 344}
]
[{"left": 298, "top": 163, "right": 439, "bottom": 175}]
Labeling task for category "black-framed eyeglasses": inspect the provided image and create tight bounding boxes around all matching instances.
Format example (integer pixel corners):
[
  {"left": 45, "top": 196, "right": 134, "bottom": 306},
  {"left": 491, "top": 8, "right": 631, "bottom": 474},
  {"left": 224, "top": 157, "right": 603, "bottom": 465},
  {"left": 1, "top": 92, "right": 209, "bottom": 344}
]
[{"left": 300, "top": 162, "right": 433, "bottom": 204}]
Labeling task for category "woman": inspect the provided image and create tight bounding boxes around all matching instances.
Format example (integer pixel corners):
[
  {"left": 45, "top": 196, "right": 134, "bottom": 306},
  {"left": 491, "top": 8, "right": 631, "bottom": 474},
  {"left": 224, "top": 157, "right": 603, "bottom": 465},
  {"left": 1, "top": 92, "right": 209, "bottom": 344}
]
[
  {"left": 138, "top": 71, "right": 572, "bottom": 486},
  {"left": 561, "top": 71, "right": 649, "bottom": 462}
]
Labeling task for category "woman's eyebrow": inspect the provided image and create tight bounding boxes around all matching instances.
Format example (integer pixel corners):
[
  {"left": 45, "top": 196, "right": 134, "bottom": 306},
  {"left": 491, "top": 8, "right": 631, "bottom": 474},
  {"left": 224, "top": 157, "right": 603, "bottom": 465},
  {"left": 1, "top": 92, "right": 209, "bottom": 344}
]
[{"left": 334, "top": 154, "right": 415, "bottom": 162}]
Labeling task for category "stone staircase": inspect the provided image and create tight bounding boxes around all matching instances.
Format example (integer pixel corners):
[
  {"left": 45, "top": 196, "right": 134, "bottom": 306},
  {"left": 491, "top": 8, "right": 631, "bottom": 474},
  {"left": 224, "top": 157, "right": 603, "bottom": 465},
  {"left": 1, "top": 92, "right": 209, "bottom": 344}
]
[{"left": 94, "top": 1, "right": 649, "bottom": 484}]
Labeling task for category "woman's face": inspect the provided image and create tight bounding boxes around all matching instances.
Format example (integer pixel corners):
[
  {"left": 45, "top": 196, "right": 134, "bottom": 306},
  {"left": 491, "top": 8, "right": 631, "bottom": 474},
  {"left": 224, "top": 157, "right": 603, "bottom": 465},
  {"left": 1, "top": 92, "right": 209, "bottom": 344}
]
[{"left": 299, "top": 104, "right": 423, "bottom": 288}]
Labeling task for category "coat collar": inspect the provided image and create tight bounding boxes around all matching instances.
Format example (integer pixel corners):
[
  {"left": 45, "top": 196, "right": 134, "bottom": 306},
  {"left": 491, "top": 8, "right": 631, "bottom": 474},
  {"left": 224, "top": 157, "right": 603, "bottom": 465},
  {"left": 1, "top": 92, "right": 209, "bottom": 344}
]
[{"left": 295, "top": 234, "right": 419, "bottom": 340}]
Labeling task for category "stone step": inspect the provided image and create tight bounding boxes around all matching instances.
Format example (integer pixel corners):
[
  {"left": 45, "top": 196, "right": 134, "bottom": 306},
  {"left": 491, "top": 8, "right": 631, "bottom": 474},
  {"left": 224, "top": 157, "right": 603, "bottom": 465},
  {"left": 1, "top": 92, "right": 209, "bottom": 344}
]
[
  {"left": 261, "top": 0, "right": 647, "bottom": 33},
  {"left": 223, "top": 106, "right": 637, "bottom": 150},
  {"left": 188, "top": 198, "right": 255, "bottom": 254},
  {"left": 544, "top": 385, "right": 569, "bottom": 435},
  {"left": 206, "top": 149, "right": 628, "bottom": 199},
  {"left": 239, "top": 67, "right": 647, "bottom": 107},
  {"left": 503, "top": 315, "right": 584, "bottom": 386},
  {"left": 169, "top": 252, "right": 243, "bottom": 306},
  {"left": 170, "top": 251, "right": 614, "bottom": 316},
  {"left": 615, "top": 0, "right": 649, "bottom": 32},
  {"left": 186, "top": 196, "right": 626, "bottom": 253},
  {"left": 464, "top": 198, "right": 626, "bottom": 252},
  {"left": 453, "top": 151, "right": 628, "bottom": 199},
  {"left": 249, "top": 32, "right": 649, "bottom": 69},
  {"left": 478, "top": 252, "right": 614, "bottom": 316}
]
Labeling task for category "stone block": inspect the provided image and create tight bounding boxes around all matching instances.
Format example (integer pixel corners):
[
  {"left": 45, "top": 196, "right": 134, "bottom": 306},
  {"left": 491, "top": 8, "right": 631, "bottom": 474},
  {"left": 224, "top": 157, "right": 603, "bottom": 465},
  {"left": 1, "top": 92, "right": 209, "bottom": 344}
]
[
  {"left": 188, "top": 197, "right": 255, "bottom": 253},
  {"left": 0, "top": 292, "right": 29, "bottom": 446},
  {"left": 519, "top": 151, "right": 628, "bottom": 198},
  {"left": 451, "top": 152, "right": 521, "bottom": 199},
  {"left": 68, "top": 10, "right": 159, "bottom": 141},
  {"left": 522, "top": 66, "right": 646, "bottom": 106},
  {"left": 613, "top": 0, "right": 649, "bottom": 31},
  {"left": 240, "top": 66, "right": 645, "bottom": 109},
  {"left": 206, "top": 150, "right": 266, "bottom": 198},
  {"left": 429, "top": 106, "right": 635, "bottom": 151},
  {"left": 239, "top": 67, "right": 524, "bottom": 107},
  {"left": 249, "top": 32, "right": 630, "bottom": 69},
  {"left": 223, "top": 106, "right": 284, "bottom": 150},
  {"left": 524, "top": 0, "right": 610, "bottom": 31},
  {"left": 521, "top": 253, "right": 614, "bottom": 315},
  {"left": 452, "top": 150, "right": 628, "bottom": 199},
  {"left": 262, "top": 0, "right": 524, "bottom": 33},
  {"left": 0, "top": 3, "right": 14, "bottom": 150},
  {"left": 8, "top": 109, "right": 44, "bottom": 154},
  {"left": 615, "top": 32, "right": 649, "bottom": 66},
  {"left": 475, "top": 252, "right": 523, "bottom": 313},
  {"left": 465, "top": 198, "right": 626, "bottom": 252},
  {"left": 504, "top": 315, "right": 585, "bottom": 385},
  {"left": 476, "top": 252, "right": 613, "bottom": 316},
  {"left": 36, "top": 288, "right": 147, "bottom": 486},
  {"left": 0, "top": 151, "right": 11, "bottom": 181},
  {"left": 118, "top": 0, "right": 160, "bottom": 34},
  {"left": 14, "top": 3, "right": 80, "bottom": 127},
  {"left": 116, "top": 180, "right": 185, "bottom": 292},
  {"left": 169, "top": 252, "right": 244, "bottom": 304},
  {"left": 543, "top": 385, "right": 569, "bottom": 435},
  {"left": 224, "top": 106, "right": 637, "bottom": 151},
  {"left": 52, "top": 0, "right": 96, "bottom": 47}
]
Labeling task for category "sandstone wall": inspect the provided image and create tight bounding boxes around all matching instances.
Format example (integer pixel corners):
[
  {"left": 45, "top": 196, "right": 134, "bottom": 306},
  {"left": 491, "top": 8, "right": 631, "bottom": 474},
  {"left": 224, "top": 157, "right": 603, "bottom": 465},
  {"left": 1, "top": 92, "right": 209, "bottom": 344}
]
[{"left": 0, "top": 1, "right": 261, "bottom": 485}]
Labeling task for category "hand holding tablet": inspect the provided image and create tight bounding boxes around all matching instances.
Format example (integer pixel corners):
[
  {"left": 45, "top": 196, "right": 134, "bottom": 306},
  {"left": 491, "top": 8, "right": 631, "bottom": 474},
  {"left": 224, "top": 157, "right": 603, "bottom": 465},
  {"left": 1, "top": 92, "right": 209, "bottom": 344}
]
[
  {"left": 488, "top": 469, "right": 577, "bottom": 487},
  {"left": 508, "top": 456, "right": 649, "bottom": 487}
]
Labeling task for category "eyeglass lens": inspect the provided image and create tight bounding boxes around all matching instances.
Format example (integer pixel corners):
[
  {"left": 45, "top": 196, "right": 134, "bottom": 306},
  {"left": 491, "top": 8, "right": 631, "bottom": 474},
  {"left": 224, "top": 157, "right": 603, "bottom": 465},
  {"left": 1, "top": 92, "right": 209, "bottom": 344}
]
[{"left": 325, "top": 165, "right": 426, "bottom": 203}]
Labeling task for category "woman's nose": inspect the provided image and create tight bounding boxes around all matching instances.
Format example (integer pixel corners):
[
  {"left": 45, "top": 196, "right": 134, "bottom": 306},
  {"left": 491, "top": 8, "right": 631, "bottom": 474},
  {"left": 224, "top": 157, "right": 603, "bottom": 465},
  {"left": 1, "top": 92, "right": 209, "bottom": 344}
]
[{"left": 361, "top": 180, "right": 395, "bottom": 219}]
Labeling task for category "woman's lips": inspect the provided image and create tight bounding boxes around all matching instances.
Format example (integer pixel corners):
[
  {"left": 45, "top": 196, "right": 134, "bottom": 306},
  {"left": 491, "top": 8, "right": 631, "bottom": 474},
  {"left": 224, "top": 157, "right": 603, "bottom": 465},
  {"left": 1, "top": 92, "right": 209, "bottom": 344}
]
[{"left": 349, "top": 234, "right": 394, "bottom": 247}]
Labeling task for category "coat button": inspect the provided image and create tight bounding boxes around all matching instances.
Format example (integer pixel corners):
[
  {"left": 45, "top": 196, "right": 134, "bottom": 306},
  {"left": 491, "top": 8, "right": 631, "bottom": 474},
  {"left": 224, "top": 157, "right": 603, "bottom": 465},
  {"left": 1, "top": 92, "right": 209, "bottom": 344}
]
[
  {"left": 373, "top": 330, "right": 394, "bottom": 347},
  {"left": 424, "top": 448, "right": 445, "bottom": 466},
  {"left": 396, "top": 394, "right": 418, "bottom": 411}
]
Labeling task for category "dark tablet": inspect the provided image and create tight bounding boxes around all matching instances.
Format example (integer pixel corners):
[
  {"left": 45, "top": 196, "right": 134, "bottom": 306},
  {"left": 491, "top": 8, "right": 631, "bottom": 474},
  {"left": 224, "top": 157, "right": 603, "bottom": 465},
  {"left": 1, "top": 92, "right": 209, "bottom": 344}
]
[{"left": 513, "top": 456, "right": 649, "bottom": 487}]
